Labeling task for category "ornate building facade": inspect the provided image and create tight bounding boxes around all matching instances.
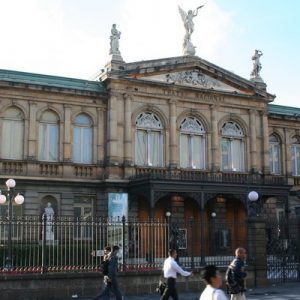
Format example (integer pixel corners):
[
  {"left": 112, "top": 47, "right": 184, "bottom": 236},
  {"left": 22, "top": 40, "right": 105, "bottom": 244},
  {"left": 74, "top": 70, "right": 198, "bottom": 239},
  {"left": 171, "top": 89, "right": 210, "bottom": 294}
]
[{"left": 0, "top": 53, "right": 299, "bottom": 224}]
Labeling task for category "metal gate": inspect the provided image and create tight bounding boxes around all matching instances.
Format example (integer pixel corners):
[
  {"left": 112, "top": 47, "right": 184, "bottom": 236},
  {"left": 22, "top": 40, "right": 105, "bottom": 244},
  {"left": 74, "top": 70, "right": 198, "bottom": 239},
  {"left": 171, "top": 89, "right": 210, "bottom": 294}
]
[{"left": 266, "top": 218, "right": 300, "bottom": 283}]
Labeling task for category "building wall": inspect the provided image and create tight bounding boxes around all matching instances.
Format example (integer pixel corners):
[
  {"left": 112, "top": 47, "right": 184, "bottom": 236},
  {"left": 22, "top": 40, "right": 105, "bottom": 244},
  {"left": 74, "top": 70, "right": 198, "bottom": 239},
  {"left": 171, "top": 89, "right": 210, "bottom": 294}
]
[{"left": 0, "top": 66, "right": 299, "bottom": 219}]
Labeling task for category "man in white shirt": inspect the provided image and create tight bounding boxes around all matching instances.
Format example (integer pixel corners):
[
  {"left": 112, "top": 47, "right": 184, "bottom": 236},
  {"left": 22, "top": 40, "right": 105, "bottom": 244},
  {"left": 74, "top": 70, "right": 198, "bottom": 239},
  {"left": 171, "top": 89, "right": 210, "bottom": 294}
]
[
  {"left": 200, "top": 265, "right": 228, "bottom": 300},
  {"left": 161, "top": 249, "right": 192, "bottom": 300}
]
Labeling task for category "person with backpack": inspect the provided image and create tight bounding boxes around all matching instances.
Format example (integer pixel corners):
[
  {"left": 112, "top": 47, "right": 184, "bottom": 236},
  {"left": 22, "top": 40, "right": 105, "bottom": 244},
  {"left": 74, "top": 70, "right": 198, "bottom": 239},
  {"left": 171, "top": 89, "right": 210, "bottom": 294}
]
[
  {"left": 200, "top": 265, "right": 227, "bottom": 300},
  {"left": 93, "top": 246, "right": 111, "bottom": 300},
  {"left": 225, "top": 248, "right": 247, "bottom": 300}
]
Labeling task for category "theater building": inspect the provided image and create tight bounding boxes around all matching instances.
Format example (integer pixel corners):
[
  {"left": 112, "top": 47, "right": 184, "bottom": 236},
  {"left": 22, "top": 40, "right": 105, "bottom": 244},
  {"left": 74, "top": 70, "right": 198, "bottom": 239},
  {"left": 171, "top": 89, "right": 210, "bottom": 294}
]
[{"left": 0, "top": 25, "right": 299, "bottom": 261}]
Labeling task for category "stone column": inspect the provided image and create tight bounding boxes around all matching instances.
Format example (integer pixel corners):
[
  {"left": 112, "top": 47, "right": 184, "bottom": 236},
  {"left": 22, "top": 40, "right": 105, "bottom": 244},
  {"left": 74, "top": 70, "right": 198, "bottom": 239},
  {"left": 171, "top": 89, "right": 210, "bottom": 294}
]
[
  {"left": 210, "top": 105, "right": 219, "bottom": 171},
  {"left": 124, "top": 93, "right": 132, "bottom": 166},
  {"left": 249, "top": 109, "right": 257, "bottom": 172},
  {"left": 261, "top": 111, "right": 270, "bottom": 174},
  {"left": 28, "top": 101, "right": 37, "bottom": 159},
  {"left": 169, "top": 100, "right": 177, "bottom": 168},
  {"left": 247, "top": 217, "right": 267, "bottom": 287},
  {"left": 96, "top": 108, "right": 104, "bottom": 165},
  {"left": 107, "top": 93, "right": 119, "bottom": 165},
  {"left": 63, "top": 105, "right": 72, "bottom": 161}
]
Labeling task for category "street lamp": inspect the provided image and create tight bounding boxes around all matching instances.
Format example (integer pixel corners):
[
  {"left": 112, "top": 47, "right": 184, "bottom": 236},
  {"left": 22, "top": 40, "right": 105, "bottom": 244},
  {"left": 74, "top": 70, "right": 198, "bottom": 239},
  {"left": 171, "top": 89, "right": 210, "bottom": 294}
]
[
  {"left": 0, "top": 179, "right": 25, "bottom": 270},
  {"left": 247, "top": 191, "right": 259, "bottom": 217},
  {"left": 165, "top": 211, "right": 171, "bottom": 251}
]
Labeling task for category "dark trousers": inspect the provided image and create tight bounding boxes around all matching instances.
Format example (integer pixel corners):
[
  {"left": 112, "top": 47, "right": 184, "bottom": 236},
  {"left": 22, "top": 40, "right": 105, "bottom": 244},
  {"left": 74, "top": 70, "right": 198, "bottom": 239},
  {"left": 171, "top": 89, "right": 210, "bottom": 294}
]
[
  {"left": 160, "top": 277, "right": 178, "bottom": 300},
  {"left": 93, "top": 282, "right": 111, "bottom": 300}
]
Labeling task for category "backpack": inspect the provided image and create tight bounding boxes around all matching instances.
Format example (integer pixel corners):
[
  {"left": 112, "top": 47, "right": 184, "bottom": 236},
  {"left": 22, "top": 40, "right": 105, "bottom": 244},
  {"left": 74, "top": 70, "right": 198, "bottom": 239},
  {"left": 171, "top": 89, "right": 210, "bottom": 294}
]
[
  {"left": 225, "top": 267, "right": 241, "bottom": 294},
  {"left": 101, "top": 259, "right": 109, "bottom": 276}
]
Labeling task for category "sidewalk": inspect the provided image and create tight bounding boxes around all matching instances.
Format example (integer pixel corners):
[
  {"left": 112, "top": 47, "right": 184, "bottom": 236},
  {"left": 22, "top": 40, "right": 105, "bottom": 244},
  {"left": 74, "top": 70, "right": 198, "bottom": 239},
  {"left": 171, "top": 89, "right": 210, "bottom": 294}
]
[
  {"left": 125, "top": 282, "right": 300, "bottom": 299},
  {"left": 73, "top": 282, "right": 300, "bottom": 300}
]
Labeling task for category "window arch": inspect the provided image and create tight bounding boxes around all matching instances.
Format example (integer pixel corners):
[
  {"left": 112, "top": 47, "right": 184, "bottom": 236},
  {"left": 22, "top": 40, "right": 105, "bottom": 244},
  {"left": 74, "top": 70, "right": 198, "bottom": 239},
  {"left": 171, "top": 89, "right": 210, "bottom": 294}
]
[
  {"left": 221, "top": 121, "right": 245, "bottom": 172},
  {"left": 180, "top": 116, "right": 206, "bottom": 169},
  {"left": 135, "top": 112, "right": 164, "bottom": 167},
  {"left": 269, "top": 134, "right": 281, "bottom": 174},
  {"left": 291, "top": 136, "right": 300, "bottom": 176},
  {"left": 73, "top": 114, "right": 92, "bottom": 163},
  {"left": 38, "top": 110, "right": 59, "bottom": 161},
  {"left": 1, "top": 107, "right": 24, "bottom": 159}
]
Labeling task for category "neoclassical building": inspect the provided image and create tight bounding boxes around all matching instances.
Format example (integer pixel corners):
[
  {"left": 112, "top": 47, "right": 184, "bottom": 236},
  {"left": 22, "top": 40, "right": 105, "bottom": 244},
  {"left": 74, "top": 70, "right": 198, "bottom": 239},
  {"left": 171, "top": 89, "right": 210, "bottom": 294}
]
[{"left": 0, "top": 29, "right": 299, "bottom": 233}]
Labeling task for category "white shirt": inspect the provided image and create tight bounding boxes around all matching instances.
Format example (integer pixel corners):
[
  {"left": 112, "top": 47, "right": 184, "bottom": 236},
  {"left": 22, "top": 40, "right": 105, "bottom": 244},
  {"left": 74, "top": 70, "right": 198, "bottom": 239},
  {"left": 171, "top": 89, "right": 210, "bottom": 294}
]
[
  {"left": 163, "top": 256, "right": 191, "bottom": 279},
  {"left": 200, "top": 285, "right": 228, "bottom": 300}
]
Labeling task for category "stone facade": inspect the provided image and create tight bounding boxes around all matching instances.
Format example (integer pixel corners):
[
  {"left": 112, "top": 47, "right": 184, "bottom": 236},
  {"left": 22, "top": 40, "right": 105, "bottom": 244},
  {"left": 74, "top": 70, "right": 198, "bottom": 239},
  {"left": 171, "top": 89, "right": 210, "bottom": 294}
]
[{"left": 0, "top": 54, "right": 299, "bottom": 242}]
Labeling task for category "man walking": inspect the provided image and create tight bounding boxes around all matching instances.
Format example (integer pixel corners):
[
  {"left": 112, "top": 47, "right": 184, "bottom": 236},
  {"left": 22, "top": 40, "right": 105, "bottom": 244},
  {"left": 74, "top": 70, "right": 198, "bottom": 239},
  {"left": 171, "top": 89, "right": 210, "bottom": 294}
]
[
  {"left": 107, "top": 245, "right": 123, "bottom": 300},
  {"left": 93, "top": 246, "right": 111, "bottom": 300},
  {"left": 160, "top": 249, "right": 192, "bottom": 300},
  {"left": 226, "top": 248, "right": 247, "bottom": 300}
]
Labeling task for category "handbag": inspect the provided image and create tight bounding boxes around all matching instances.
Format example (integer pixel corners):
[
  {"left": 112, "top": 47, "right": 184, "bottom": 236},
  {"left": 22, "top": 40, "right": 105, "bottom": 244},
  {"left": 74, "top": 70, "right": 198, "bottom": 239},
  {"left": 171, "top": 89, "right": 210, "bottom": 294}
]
[{"left": 156, "top": 280, "right": 166, "bottom": 296}]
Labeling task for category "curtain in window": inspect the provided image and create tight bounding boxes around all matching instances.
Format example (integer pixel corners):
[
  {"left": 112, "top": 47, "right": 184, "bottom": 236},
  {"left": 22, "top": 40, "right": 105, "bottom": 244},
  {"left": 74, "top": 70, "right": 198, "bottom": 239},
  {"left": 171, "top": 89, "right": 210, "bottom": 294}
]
[
  {"left": 291, "top": 145, "right": 300, "bottom": 176},
  {"left": 39, "top": 123, "right": 58, "bottom": 161},
  {"left": 136, "top": 130, "right": 146, "bottom": 165},
  {"left": 2, "top": 119, "right": 23, "bottom": 159},
  {"left": 180, "top": 134, "right": 189, "bottom": 168},
  {"left": 269, "top": 143, "right": 280, "bottom": 174},
  {"left": 221, "top": 138, "right": 230, "bottom": 171},
  {"left": 232, "top": 139, "right": 244, "bottom": 171},
  {"left": 193, "top": 135, "right": 205, "bottom": 169},
  {"left": 150, "top": 131, "right": 161, "bottom": 166},
  {"left": 73, "top": 114, "right": 92, "bottom": 163}
]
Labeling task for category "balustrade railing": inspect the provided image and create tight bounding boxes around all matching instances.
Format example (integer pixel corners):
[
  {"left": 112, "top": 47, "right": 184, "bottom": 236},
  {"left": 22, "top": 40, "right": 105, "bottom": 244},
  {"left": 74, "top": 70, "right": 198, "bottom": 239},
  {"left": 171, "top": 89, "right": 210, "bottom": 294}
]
[{"left": 132, "top": 167, "right": 288, "bottom": 185}]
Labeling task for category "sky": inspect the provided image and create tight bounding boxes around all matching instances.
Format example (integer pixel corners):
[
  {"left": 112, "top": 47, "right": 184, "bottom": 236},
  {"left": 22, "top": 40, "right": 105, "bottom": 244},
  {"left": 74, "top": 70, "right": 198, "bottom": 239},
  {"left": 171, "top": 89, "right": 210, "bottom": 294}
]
[{"left": 0, "top": 0, "right": 299, "bottom": 107}]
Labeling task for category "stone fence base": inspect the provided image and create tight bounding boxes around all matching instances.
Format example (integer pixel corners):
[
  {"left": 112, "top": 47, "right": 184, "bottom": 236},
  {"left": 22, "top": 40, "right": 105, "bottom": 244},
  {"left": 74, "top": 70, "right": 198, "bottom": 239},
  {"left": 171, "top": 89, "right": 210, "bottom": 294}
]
[{"left": 0, "top": 267, "right": 261, "bottom": 300}]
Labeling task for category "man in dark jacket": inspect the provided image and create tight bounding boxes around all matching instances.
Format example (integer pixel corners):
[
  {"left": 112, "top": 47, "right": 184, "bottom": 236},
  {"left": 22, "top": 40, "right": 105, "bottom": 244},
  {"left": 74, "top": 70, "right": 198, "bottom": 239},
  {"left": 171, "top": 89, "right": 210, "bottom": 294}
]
[
  {"left": 226, "top": 248, "right": 247, "bottom": 300},
  {"left": 107, "top": 245, "right": 123, "bottom": 300}
]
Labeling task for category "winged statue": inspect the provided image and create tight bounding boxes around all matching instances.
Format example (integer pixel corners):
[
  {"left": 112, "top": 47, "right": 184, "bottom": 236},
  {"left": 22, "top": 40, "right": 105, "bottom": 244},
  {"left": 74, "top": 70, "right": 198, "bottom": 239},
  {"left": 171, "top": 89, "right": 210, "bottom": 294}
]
[{"left": 178, "top": 5, "right": 204, "bottom": 36}]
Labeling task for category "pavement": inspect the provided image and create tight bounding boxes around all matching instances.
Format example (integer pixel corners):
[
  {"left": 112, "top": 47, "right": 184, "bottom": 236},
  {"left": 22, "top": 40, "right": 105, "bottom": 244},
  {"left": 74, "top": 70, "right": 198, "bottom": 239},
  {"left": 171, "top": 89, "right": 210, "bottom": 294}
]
[{"left": 72, "top": 282, "right": 300, "bottom": 300}]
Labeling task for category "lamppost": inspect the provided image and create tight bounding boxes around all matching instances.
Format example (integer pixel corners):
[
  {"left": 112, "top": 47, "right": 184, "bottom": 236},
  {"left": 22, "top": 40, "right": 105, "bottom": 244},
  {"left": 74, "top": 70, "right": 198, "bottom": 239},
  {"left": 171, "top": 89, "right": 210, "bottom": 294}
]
[
  {"left": 165, "top": 211, "right": 171, "bottom": 252},
  {"left": 0, "top": 179, "right": 25, "bottom": 270},
  {"left": 247, "top": 191, "right": 259, "bottom": 217},
  {"left": 211, "top": 212, "right": 216, "bottom": 256}
]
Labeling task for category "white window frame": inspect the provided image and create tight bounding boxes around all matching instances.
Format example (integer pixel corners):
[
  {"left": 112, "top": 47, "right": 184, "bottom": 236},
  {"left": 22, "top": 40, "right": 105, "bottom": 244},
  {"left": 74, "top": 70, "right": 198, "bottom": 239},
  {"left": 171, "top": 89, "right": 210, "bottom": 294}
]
[
  {"left": 135, "top": 112, "right": 164, "bottom": 167},
  {"left": 221, "top": 121, "right": 245, "bottom": 172}
]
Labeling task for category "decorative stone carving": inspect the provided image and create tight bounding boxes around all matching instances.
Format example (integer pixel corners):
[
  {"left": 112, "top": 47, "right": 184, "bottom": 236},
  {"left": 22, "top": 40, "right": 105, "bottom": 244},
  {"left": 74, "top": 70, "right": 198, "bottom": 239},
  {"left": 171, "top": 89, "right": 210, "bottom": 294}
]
[
  {"left": 107, "top": 24, "right": 123, "bottom": 63},
  {"left": 166, "top": 70, "right": 221, "bottom": 88}
]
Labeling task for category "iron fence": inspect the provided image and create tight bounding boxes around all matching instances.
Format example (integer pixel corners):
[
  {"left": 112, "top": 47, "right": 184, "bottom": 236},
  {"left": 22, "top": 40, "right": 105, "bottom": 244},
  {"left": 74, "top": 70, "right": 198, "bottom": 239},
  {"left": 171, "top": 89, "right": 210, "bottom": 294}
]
[
  {"left": 266, "top": 218, "right": 300, "bottom": 283},
  {"left": 0, "top": 217, "right": 247, "bottom": 274}
]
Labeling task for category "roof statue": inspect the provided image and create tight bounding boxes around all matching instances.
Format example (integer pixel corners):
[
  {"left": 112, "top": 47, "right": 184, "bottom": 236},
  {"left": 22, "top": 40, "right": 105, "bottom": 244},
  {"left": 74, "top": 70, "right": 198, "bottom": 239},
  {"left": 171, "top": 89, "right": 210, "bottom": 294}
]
[
  {"left": 250, "top": 49, "right": 264, "bottom": 82},
  {"left": 178, "top": 5, "right": 204, "bottom": 56},
  {"left": 105, "top": 24, "right": 124, "bottom": 73},
  {"left": 108, "top": 24, "right": 124, "bottom": 63}
]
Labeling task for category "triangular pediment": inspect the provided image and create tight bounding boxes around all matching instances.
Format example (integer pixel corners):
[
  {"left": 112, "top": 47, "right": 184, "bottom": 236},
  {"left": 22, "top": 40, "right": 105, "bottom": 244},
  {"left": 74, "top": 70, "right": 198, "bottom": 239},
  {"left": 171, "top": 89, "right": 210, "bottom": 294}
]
[{"left": 102, "top": 56, "right": 274, "bottom": 100}]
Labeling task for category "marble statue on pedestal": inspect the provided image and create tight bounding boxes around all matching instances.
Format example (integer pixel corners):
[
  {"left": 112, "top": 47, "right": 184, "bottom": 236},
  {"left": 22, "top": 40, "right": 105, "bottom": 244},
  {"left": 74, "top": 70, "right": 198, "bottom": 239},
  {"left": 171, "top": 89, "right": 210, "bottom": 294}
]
[
  {"left": 43, "top": 202, "right": 54, "bottom": 241},
  {"left": 250, "top": 49, "right": 264, "bottom": 82}
]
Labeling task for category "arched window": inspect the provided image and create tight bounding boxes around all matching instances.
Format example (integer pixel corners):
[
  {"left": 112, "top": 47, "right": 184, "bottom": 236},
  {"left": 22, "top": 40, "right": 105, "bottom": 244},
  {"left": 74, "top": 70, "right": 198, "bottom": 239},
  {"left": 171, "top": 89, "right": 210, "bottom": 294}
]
[
  {"left": 1, "top": 107, "right": 24, "bottom": 159},
  {"left": 38, "top": 110, "right": 59, "bottom": 161},
  {"left": 135, "top": 112, "right": 163, "bottom": 167},
  {"left": 291, "top": 136, "right": 300, "bottom": 176},
  {"left": 269, "top": 134, "right": 281, "bottom": 174},
  {"left": 180, "top": 117, "right": 206, "bottom": 169},
  {"left": 221, "top": 121, "right": 245, "bottom": 172},
  {"left": 73, "top": 114, "right": 92, "bottom": 163}
]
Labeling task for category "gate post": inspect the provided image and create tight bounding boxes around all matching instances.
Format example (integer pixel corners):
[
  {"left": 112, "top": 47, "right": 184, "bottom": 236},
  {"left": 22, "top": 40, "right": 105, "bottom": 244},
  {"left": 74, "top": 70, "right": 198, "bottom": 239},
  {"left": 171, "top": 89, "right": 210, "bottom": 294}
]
[{"left": 247, "top": 217, "right": 267, "bottom": 287}]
